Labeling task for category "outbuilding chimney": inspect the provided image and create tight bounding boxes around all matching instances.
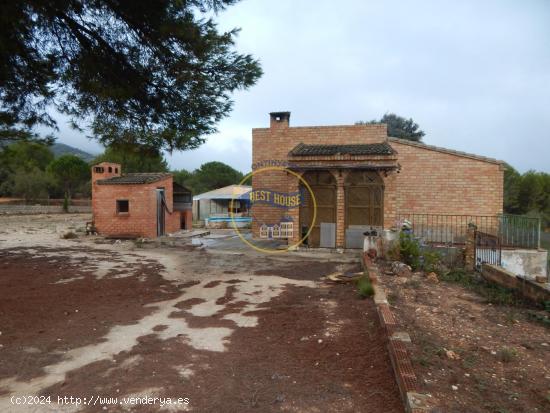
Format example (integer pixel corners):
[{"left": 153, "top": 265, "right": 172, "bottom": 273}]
[
  {"left": 269, "top": 111, "right": 290, "bottom": 130},
  {"left": 91, "top": 162, "right": 121, "bottom": 185}
]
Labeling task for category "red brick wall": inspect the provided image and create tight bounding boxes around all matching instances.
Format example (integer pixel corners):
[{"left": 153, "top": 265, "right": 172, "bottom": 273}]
[
  {"left": 389, "top": 139, "right": 504, "bottom": 220},
  {"left": 252, "top": 119, "right": 389, "bottom": 240},
  {"left": 92, "top": 172, "right": 180, "bottom": 238},
  {"left": 252, "top": 123, "right": 388, "bottom": 165},
  {"left": 251, "top": 114, "right": 504, "bottom": 245},
  {"left": 182, "top": 209, "right": 193, "bottom": 230},
  {"left": 91, "top": 162, "right": 121, "bottom": 184}
]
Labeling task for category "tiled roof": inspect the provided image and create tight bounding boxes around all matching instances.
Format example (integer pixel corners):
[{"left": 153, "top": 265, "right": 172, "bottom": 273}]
[
  {"left": 96, "top": 173, "right": 172, "bottom": 185},
  {"left": 289, "top": 142, "right": 395, "bottom": 156}
]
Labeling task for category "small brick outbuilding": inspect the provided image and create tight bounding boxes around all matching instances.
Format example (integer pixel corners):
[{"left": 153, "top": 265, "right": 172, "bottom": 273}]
[
  {"left": 91, "top": 162, "right": 192, "bottom": 238},
  {"left": 251, "top": 112, "right": 505, "bottom": 248}
]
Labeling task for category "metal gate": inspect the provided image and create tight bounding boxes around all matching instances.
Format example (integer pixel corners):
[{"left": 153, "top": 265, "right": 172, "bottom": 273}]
[
  {"left": 344, "top": 171, "right": 384, "bottom": 248},
  {"left": 475, "top": 231, "right": 501, "bottom": 268},
  {"left": 300, "top": 171, "right": 336, "bottom": 247},
  {"left": 345, "top": 171, "right": 384, "bottom": 227}
]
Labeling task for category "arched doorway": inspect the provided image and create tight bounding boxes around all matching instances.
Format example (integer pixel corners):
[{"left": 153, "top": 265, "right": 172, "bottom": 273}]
[
  {"left": 345, "top": 171, "right": 384, "bottom": 247},
  {"left": 299, "top": 171, "right": 336, "bottom": 247}
]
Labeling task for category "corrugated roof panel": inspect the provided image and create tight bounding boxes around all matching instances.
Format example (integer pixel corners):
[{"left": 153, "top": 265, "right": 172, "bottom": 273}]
[{"left": 193, "top": 185, "right": 252, "bottom": 201}]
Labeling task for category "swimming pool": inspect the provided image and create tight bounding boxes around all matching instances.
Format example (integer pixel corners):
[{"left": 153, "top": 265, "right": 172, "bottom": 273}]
[{"left": 205, "top": 216, "right": 252, "bottom": 228}]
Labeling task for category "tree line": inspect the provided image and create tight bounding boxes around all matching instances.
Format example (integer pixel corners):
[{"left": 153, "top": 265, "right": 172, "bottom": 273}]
[
  {"left": 0, "top": 141, "right": 89, "bottom": 202},
  {"left": 1, "top": 140, "right": 548, "bottom": 229},
  {"left": 0, "top": 141, "right": 245, "bottom": 202},
  {"left": 504, "top": 165, "right": 550, "bottom": 228}
]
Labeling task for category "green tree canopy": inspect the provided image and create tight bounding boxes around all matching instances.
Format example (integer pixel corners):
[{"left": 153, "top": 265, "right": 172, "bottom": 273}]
[
  {"left": 47, "top": 154, "right": 90, "bottom": 198},
  {"left": 93, "top": 145, "right": 169, "bottom": 173},
  {"left": 517, "top": 172, "right": 546, "bottom": 213},
  {"left": 173, "top": 169, "right": 194, "bottom": 188},
  {"left": 503, "top": 166, "right": 550, "bottom": 229},
  {"left": 12, "top": 168, "right": 54, "bottom": 201},
  {"left": 0, "top": 141, "right": 54, "bottom": 172},
  {"left": 0, "top": 141, "right": 55, "bottom": 195},
  {"left": 356, "top": 113, "right": 425, "bottom": 141},
  {"left": 175, "top": 161, "right": 243, "bottom": 194},
  {"left": 503, "top": 164, "right": 522, "bottom": 215},
  {"left": 0, "top": 0, "right": 262, "bottom": 149}
]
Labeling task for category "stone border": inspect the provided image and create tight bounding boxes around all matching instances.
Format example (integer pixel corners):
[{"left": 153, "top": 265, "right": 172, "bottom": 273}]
[{"left": 361, "top": 253, "right": 429, "bottom": 413}]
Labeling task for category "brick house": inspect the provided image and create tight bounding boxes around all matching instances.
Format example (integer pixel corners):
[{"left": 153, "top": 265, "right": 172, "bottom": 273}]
[
  {"left": 91, "top": 162, "right": 192, "bottom": 238},
  {"left": 251, "top": 112, "right": 505, "bottom": 248}
]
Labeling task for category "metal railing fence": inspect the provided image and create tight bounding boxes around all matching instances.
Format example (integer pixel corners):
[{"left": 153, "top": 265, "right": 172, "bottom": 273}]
[{"left": 396, "top": 213, "right": 540, "bottom": 250}]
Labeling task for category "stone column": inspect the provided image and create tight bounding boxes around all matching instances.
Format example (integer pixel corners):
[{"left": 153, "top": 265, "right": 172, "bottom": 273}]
[{"left": 464, "top": 222, "right": 477, "bottom": 271}]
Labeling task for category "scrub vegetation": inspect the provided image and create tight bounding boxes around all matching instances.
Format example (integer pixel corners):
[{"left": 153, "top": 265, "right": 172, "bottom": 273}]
[{"left": 357, "top": 275, "right": 374, "bottom": 298}]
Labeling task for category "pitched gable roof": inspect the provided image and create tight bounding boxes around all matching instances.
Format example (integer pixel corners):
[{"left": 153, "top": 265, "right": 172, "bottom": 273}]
[{"left": 388, "top": 137, "right": 504, "bottom": 165}]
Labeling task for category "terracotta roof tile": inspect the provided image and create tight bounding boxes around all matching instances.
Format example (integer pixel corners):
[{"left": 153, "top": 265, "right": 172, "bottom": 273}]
[
  {"left": 96, "top": 173, "right": 172, "bottom": 185},
  {"left": 289, "top": 142, "right": 395, "bottom": 156}
]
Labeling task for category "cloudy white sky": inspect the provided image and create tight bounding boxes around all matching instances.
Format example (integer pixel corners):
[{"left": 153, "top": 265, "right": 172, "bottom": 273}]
[{"left": 56, "top": 0, "right": 550, "bottom": 173}]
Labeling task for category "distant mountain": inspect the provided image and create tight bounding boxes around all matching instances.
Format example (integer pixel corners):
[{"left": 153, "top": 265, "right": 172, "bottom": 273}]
[
  {"left": 0, "top": 140, "right": 97, "bottom": 162},
  {"left": 51, "top": 143, "right": 96, "bottom": 162}
]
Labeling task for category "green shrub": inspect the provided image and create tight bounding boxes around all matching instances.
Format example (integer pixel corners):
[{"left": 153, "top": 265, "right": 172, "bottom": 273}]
[
  {"left": 440, "top": 269, "right": 471, "bottom": 284},
  {"left": 12, "top": 167, "right": 53, "bottom": 201},
  {"left": 526, "top": 310, "right": 550, "bottom": 327},
  {"left": 61, "top": 231, "right": 77, "bottom": 239},
  {"left": 62, "top": 193, "right": 69, "bottom": 212},
  {"left": 396, "top": 232, "right": 442, "bottom": 272},
  {"left": 422, "top": 249, "right": 442, "bottom": 273},
  {"left": 496, "top": 347, "right": 517, "bottom": 363},
  {"left": 387, "top": 291, "right": 399, "bottom": 305},
  {"left": 357, "top": 276, "right": 374, "bottom": 298},
  {"left": 440, "top": 269, "right": 521, "bottom": 306},
  {"left": 399, "top": 232, "right": 421, "bottom": 270},
  {"left": 386, "top": 239, "right": 401, "bottom": 261}
]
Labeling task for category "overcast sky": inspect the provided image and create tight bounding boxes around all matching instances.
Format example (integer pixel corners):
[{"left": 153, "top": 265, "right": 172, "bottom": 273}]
[{"left": 56, "top": 0, "right": 550, "bottom": 173}]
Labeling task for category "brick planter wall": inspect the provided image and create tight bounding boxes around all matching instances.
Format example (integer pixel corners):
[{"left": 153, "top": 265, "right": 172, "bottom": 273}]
[
  {"left": 481, "top": 264, "right": 550, "bottom": 304},
  {"left": 361, "top": 253, "right": 429, "bottom": 412}
]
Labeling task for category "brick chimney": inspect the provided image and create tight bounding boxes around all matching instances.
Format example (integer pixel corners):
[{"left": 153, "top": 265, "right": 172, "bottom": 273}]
[
  {"left": 91, "top": 162, "right": 121, "bottom": 223},
  {"left": 269, "top": 111, "right": 290, "bottom": 130},
  {"left": 91, "top": 162, "right": 121, "bottom": 185}
]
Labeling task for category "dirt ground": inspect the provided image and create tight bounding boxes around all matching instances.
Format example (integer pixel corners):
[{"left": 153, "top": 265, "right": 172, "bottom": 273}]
[
  {"left": 0, "top": 214, "right": 402, "bottom": 412},
  {"left": 377, "top": 263, "right": 550, "bottom": 413}
]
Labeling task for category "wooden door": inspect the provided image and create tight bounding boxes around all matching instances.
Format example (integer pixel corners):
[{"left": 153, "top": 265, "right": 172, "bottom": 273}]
[
  {"left": 345, "top": 171, "right": 384, "bottom": 227},
  {"left": 300, "top": 171, "right": 336, "bottom": 247},
  {"left": 156, "top": 189, "right": 166, "bottom": 236}
]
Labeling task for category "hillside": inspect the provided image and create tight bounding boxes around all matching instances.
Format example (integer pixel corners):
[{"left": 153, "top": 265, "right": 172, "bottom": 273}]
[
  {"left": 0, "top": 140, "right": 96, "bottom": 162},
  {"left": 51, "top": 142, "right": 95, "bottom": 162}
]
